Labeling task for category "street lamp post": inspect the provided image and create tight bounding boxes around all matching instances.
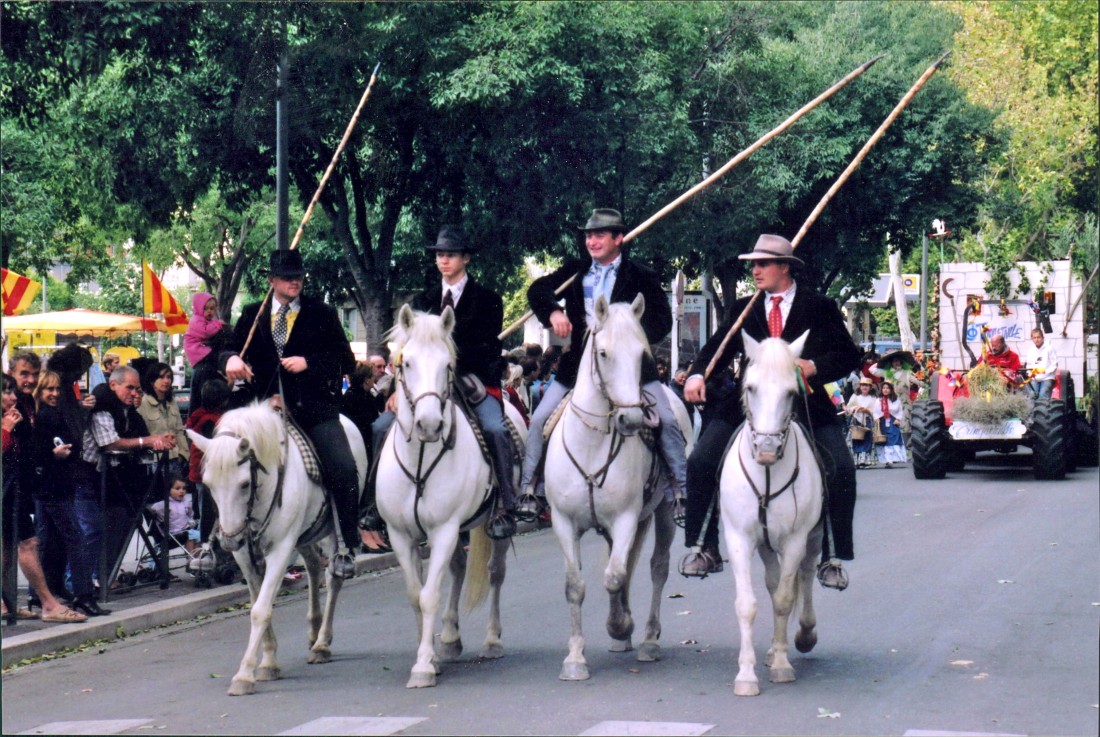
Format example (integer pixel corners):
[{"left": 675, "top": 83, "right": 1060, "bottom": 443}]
[{"left": 921, "top": 219, "right": 950, "bottom": 350}]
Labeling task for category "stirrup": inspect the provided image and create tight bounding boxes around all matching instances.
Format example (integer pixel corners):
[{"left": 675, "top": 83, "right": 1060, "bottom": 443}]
[
  {"left": 671, "top": 496, "right": 686, "bottom": 529},
  {"left": 515, "top": 492, "right": 540, "bottom": 523},
  {"left": 817, "top": 559, "right": 849, "bottom": 591},
  {"left": 678, "top": 548, "right": 723, "bottom": 579}
]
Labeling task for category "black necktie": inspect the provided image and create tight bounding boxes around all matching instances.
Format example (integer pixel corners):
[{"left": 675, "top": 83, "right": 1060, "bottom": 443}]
[
  {"left": 442, "top": 289, "right": 454, "bottom": 310},
  {"left": 274, "top": 302, "right": 290, "bottom": 357}
]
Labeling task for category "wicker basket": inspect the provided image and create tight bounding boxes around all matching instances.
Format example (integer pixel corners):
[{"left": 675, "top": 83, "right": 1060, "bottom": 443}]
[{"left": 850, "top": 425, "right": 868, "bottom": 440}]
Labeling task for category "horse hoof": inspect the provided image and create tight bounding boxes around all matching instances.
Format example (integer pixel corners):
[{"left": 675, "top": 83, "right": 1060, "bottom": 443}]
[
  {"left": 308, "top": 649, "right": 332, "bottom": 665},
  {"left": 406, "top": 671, "right": 436, "bottom": 688},
  {"left": 636, "top": 643, "right": 661, "bottom": 662},
  {"left": 227, "top": 679, "right": 256, "bottom": 696},
  {"left": 795, "top": 629, "right": 818, "bottom": 653},
  {"left": 733, "top": 679, "right": 760, "bottom": 697},
  {"left": 608, "top": 638, "right": 633, "bottom": 653},
  {"left": 438, "top": 640, "right": 463, "bottom": 662},
  {"left": 559, "top": 662, "right": 590, "bottom": 681},
  {"left": 770, "top": 666, "right": 796, "bottom": 684},
  {"left": 479, "top": 643, "right": 504, "bottom": 660},
  {"left": 255, "top": 666, "right": 281, "bottom": 681}
]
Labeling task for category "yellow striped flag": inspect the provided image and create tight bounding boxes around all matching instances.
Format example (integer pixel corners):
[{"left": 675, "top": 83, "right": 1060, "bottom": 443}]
[
  {"left": 141, "top": 261, "right": 189, "bottom": 334},
  {"left": 1, "top": 268, "right": 42, "bottom": 316}
]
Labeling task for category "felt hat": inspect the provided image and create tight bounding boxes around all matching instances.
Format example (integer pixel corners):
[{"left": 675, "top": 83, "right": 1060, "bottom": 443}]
[
  {"left": 737, "top": 234, "right": 805, "bottom": 266},
  {"left": 267, "top": 250, "right": 306, "bottom": 279},
  {"left": 425, "top": 226, "right": 476, "bottom": 254},
  {"left": 578, "top": 208, "right": 628, "bottom": 233}
]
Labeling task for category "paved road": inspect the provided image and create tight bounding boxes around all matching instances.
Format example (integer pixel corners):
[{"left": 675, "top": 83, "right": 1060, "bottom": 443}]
[{"left": 3, "top": 454, "right": 1098, "bottom": 736}]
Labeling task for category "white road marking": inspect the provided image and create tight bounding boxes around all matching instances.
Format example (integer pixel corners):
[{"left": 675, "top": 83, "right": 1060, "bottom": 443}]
[
  {"left": 277, "top": 716, "right": 428, "bottom": 736},
  {"left": 903, "top": 731, "right": 1027, "bottom": 736},
  {"left": 17, "top": 720, "right": 154, "bottom": 735},
  {"left": 580, "top": 721, "right": 715, "bottom": 736}
]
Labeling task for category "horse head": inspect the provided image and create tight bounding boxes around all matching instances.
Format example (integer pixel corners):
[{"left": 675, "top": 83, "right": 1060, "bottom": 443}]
[
  {"left": 741, "top": 331, "right": 809, "bottom": 465},
  {"left": 392, "top": 303, "right": 456, "bottom": 443},
  {"left": 583, "top": 293, "right": 649, "bottom": 436},
  {"left": 187, "top": 403, "right": 284, "bottom": 551}
]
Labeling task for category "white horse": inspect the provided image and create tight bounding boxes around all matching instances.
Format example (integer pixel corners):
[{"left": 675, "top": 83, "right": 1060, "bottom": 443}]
[
  {"left": 376, "top": 304, "right": 526, "bottom": 688},
  {"left": 187, "top": 403, "right": 368, "bottom": 696},
  {"left": 719, "top": 332, "right": 824, "bottom": 696},
  {"left": 545, "top": 294, "right": 692, "bottom": 681}
]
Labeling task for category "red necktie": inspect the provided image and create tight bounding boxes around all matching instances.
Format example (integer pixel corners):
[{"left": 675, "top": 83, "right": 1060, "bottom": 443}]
[
  {"left": 442, "top": 289, "right": 454, "bottom": 310},
  {"left": 768, "top": 296, "right": 784, "bottom": 338}
]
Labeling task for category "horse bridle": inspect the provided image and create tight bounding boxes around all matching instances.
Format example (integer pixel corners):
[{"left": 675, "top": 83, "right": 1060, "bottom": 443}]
[
  {"left": 562, "top": 325, "right": 660, "bottom": 544},
  {"left": 214, "top": 430, "right": 289, "bottom": 572},
  {"left": 738, "top": 378, "right": 801, "bottom": 554},
  {"left": 391, "top": 361, "right": 460, "bottom": 540}
]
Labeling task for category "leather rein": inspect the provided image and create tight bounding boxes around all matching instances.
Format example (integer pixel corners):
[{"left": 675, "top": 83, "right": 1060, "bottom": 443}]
[{"left": 738, "top": 392, "right": 801, "bottom": 555}]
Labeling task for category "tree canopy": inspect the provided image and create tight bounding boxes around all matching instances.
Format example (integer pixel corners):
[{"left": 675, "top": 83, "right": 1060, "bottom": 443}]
[{"left": 2, "top": 1, "right": 1094, "bottom": 344}]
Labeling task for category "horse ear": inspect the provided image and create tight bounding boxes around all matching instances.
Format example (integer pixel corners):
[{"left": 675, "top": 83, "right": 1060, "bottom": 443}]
[
  {"left": 744, "top": 332, "right": 760, "bottom": 362},
  {"left": 440, "top": 305, "right": 455, "bottom": 335},
  {"left": 186, "top": 429, "right": 209, "bottom": 453},
  {"left": 789, "top": 330, "right": 810, "bottom": 359},
  {"left": 398, "top": 303, "right": 415, "bottom": 332},
  {"left": 238, "top": 438, "right": 250, "bottom": 456},
  {"left": 631, "top": 292, "right": 645, "bottom": 319},
  {"left": 594, "top": 294, "right": 610, "bottom": 324}
]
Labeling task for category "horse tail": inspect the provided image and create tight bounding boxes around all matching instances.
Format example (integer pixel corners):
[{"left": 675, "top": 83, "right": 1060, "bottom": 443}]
[{"left": 462, "top": 524, "right": 492, "bottom": 614}]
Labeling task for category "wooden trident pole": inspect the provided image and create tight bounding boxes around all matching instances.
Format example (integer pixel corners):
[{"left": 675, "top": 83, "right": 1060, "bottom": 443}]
[
  {"left": 497, "top": 54, "right": 883, "bottom": 341},
  {"left": 703, "top": 51, "right": 951, "bottom": 381},
  {"left": 240, "top": 62, "right": 381, "bottom": 361}
]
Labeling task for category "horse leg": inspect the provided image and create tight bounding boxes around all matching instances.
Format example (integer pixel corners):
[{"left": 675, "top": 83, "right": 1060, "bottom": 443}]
[
  {"left": 391, "top": 530, "right": 426, "bottom": 645},
  {"left": 759, "top": 539, "right": 803, "bottom": 685},
  {"left": 638, "top": 502, "right": 673, "bottom": 663},
  {"left": 727, "top": 530, "right": 761, "bottom": 697},
  {"left": 302, "top": 543, "right": 341, "bottom": 665},
  {"left": 438, "top": 541, "right": 466, "bottom": 662},
  {"left": 229, "top": 544, "right": 293, "bottom": 696},
  {"left": 407, "top": 526, "right": 460, "bottom": 688},
  {"left": 794, "top": 526, "right": 822, "bottom": 655},
  {"left": 480, "top": 536, "right": 509, "bottom": 660},
  {"left": 553, "top": 515, "right": 589, "bottom": 681},
  {"left": 605, "top": 514, "right": 641, "bottom": 651},
  {"left": 302, "top": 544, "right": 323, "bottom": 648}
]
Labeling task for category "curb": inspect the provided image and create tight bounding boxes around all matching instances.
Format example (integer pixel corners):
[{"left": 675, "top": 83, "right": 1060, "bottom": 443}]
[{"left": 1, "top": 552, "right": 399, "bottom": 667}]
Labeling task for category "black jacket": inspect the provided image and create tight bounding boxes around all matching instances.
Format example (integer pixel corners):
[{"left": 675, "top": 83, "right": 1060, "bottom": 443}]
[
  {"left": 222, "top": 294, "right": 355, "bottom": 429},
  {"left": 689, "top": 285, "right": 860, "bottom": 427},
  {"left": 411, "top": 279, "right": 503, "bottom": 389},
  {"left": 527, "top": 257, "right": 671, "bottom": 388}
]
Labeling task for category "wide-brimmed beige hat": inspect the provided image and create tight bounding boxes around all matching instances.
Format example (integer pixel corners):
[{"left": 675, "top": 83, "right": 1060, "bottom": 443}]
[
  {"left": 578, "top": 208, "right": 628, "bottom": 233},
  {"left": 737, "top": 234, "right": 804, "bottom": 266}
]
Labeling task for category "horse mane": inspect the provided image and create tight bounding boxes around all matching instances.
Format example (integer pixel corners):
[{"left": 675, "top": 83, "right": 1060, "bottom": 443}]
[
  {"left": 385, "top": 309, "right": 457, "bottom": 365},
  {"left": 203, "top": 402, "right": 286, "bottom": 487},
  {"left": 589, "top": 303, "right": 651, "bottom": 358}
]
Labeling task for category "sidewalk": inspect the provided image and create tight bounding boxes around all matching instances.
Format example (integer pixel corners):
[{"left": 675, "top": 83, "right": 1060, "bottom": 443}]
[{"left": 1, "top": 550, "right": 399, "bottom": 668}]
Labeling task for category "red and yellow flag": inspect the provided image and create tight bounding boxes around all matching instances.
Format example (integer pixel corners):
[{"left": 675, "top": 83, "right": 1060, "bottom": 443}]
[
  {"left": 1, "top": 268, "right": 42, "bottom": 316},
  {"left": 141, "top": 261, "right": 188, "bottom": 334}
]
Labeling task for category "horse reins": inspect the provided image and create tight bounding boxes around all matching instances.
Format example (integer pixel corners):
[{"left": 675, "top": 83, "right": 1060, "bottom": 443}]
[
  {"left": 736, "top": 429, "right": 801, "bottom": 554},
  {"left": 214, "top": 429, "right": 291, "bottom": 572}
]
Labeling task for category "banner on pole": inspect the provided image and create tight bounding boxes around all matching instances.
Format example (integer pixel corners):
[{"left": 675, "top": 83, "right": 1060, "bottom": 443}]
[
  {"left": 2, "top": 268, "right": 42, "bottom": 316},
  {"left": 141, "top": 262, "right": 189, "bottom": 334}
]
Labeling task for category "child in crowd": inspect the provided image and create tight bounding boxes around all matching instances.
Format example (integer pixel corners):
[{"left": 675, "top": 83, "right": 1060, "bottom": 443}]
[
  {"left": 146, "top": 473, "right": 199, "bottom": 555},
  {"left": 184, "top": 293, "right": 224, "bottom": 410},
  {"left": 878, "top": 381, "right": 907, "bottom": 468},
  {"left": 846, "top": 377, "right": 881, "bottom": 468},
  {"left": 185, "top": 379, "right": 229, "bottom": 556}
]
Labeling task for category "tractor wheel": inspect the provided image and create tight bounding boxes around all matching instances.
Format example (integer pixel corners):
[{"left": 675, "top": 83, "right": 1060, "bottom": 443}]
[
  {"left": 911, "top": 401, "right": 948, "bottom": 479},
  {"left": 1032, "top": 399, "right": 1066, "bottom": 480},
  {"left": 1060, "top": 373, "right": 1078, "bottom": 472}
]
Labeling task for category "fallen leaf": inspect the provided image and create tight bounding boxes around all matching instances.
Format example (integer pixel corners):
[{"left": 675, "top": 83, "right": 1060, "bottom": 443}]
[
  {"left": 219, "top": 714, "right": 228, "bottom": 719},
  {"left": 974, "top": 673, "right": 989, "bottom": 680},
  {"left": 695, "top": 648, "right": 710, "bottom": 653},
  {"left": 817, "top": 708, "right": 841, "bottom": 719},
  {"left": 1049, "top": 542, "right": 1058, "bottom": 547},
  {"left": 628, "top": 668, "right": 639, "bottom": 673},
  {"left": 210, "top": 673, "right": 222, "bottom": 678},
  {"left": 668, "top": 593, "right": 684, "bottom": 599},
  {"left": 681, "top": 639, "right": 698, "bottom": 645},
  {"left": 997, "top": 579, "right": 1015, "bottom": 584},
  {"left": 890, "top": 649, "right": 898, "bottom": 653},
  {"left": 913, "top": 513, "right": 922, "bottom": 517},
  {"left": 81, "top": 689, "right": 93, "bottom": 693},
  {"left": 676, "top": 610, "right": 692, "bottom": 616},
  {"left": 949, "top": 660, "right": 974, "bottom": 667}
]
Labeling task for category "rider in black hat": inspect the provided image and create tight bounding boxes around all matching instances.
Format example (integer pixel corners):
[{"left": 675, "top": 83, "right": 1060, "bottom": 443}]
[
  {"left": 222, "top": 249, "right": 361, "bottom": 578},
  {"left": 360, "top": 227, "right": 519, "bottom": 540}
]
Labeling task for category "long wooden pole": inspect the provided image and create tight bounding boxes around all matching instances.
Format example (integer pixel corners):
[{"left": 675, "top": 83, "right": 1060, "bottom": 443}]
[
  {"left": 240, "top": 62, "right": 381, "bottom": 361},
  {"left": 498, "top": 54, "right": 884, "bottom": 341},
  {"left": 703, "top": 51, "right": 951, "bottom": 381}
]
